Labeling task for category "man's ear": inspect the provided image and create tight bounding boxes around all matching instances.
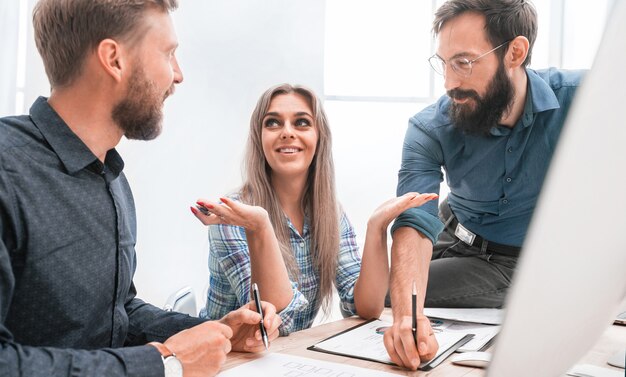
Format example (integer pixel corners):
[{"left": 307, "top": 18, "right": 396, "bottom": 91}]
[
  {"left": 507, "top": 36, "right": 530, "bottom": 69},
  {"left": 97, "top": 38, "right": 126, "bottom": 83}
]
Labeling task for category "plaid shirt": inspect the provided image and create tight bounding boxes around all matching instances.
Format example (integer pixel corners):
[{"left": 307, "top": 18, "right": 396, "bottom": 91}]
[{"left": 199, "top": 199, "right": 361, "bottom": 335}]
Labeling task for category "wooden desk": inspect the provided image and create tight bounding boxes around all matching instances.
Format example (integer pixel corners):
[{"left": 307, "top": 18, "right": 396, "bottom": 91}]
[{"left": 223, "top": 310, "right": 626, "bottom": 376}]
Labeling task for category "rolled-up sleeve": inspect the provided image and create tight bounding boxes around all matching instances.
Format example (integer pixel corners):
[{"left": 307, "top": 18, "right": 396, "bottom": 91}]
[
  {"left": 391, "top": 115, "right": 445, "bottom": 244},
  {"left": 334, "top": 212, "right": 361, "bottom": 317},
  {"left": 202, "top": 223, "right": 252, "bottom": 320},
  {"left": 203, "top": 223, "right": 309, "bottom": 336},
  {"left": 274, "top": 281, "right": 309, "bottom": 336}
]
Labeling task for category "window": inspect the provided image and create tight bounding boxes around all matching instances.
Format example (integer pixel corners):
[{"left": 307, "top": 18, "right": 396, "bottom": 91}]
[{"left": 0, "top": 0, "right": 28, "bottom": 116}]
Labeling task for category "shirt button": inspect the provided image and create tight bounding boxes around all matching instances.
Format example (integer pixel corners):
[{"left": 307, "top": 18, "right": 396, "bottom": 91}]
[
  {"left": 506, "top": 177, "right": 512, "bottom": 182},
  {"left": 299, "top": 242, "right": 305, "bottom": 247},
  {"left": 503, "top": 199, "right": 509, "bottom": 204},
  {"left": 507, "top": 147, "right": 513, "bottom": 153}
]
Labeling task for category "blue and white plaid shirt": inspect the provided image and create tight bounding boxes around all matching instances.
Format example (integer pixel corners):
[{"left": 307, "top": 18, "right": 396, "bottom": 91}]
[{"left": 199, "top": 199, "right": 362, "bottom": 336}]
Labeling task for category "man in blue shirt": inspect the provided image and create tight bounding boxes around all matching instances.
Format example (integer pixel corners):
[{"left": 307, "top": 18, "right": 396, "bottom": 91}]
[{"left": 382, "top": 0, "right": 584, "bottom": 370}]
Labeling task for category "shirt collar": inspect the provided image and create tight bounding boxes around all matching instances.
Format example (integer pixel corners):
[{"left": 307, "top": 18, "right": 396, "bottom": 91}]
[
  {"left": 489, "top": 68, "right": 562, "bottom": 134},
  {"left": 526, "top": 68, "right": 561, "bottom": 113},
  {"left": 29, "top": 96, "right": 124, "bottom": 176},
  {"left": 285, "top": 213, "right": 310, "bottom": 239}
]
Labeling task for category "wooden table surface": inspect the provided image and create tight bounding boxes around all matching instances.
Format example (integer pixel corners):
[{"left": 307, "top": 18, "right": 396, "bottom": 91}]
[{"left": 222, "top": 309, "right": 626, "bottom": 376}]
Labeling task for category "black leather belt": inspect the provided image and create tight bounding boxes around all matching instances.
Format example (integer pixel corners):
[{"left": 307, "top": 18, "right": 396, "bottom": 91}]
[{"left": 445, "top": 215, "right": 521, "bottom": 257}]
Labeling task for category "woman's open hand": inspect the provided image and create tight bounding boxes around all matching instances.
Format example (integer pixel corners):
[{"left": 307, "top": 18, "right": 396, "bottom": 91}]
[
  {"left": 191, "top": 197, "right": 271, "bottom": 233},
  {"left": 368, "top": 192, "right": 438, "bottom": 232}
]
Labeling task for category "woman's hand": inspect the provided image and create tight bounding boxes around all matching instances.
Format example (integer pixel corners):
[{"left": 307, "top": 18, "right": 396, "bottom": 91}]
[
  {"left": 192, "top": 197, "right": 293, "bottom": 310},
  {"left": 368, "top": 192, "right": 438, "bottom": 232},
  {"left": 191, "top": 197, "right": 270, "bottom": 233},
  {"left": 354, "top": 192, "right": 438, "bottom": 319}
]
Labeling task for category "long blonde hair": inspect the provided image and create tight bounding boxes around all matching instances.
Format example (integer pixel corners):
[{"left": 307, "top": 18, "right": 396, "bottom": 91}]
[{"left": 241, "top": 83, "right": 339, "bottom": 314}]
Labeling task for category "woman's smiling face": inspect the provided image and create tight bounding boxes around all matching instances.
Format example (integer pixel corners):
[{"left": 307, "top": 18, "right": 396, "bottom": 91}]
[{"left": 261, "top": 92, "right": 319, "bottom": 181}]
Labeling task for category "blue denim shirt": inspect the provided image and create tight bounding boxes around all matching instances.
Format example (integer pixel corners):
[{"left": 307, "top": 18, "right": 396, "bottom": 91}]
[{"left": 391, "top": 68, "right": 585, "bottom": 247}]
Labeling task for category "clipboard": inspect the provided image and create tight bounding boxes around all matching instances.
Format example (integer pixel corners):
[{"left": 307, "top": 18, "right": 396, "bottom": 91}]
[{"left": 307, "top": 318, "right": 474, "bottom": 371}]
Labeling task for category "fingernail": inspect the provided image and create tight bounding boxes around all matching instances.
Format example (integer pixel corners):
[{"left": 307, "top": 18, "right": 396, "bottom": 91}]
[
  {"left": 419, "top": 342, "right": 427, "bottom": 353},
  {"left": 190, "top": 207, "right": 197, "bottom": 214},
  {"left": 412, "top": 359, "right": 419, "bottom": 368}
]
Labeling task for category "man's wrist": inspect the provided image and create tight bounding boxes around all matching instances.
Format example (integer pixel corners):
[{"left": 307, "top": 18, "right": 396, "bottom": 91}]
[
  {"left": 392, "top": 304, "right": 412, "bottom": 321},
  {"left": 149, "top": 342, "right": 183, "bottom": 377}
]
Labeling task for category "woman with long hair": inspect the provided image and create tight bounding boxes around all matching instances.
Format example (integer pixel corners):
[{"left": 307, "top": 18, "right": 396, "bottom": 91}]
[{"left": 192, "top": 83, "right": 436, "bottom": 335}]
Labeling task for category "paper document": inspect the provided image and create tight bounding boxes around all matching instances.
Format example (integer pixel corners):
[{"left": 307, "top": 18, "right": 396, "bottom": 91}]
[
  {"left": 567, "top": 364, "right": 624, "bottom": 377},
  {"left": 308, "top": 319, "right": 472, "bottom": 370},
  {"left": 218, "top": 353, "right": 399, "bottom": 376},
  {"left": 429, "top": 318, "right": 499, "bottom": 352},
  {"left": 424, "top": 307, "right": 504, "bottom": 325}
]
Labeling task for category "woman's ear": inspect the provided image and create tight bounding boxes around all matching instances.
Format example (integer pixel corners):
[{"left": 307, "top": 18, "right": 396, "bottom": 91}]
[
  {"left": 507, "top": 36, "right": 530, "bottom": 69},
  {"left": 96, "top": 38, "right": 125, "bottom": 83}
]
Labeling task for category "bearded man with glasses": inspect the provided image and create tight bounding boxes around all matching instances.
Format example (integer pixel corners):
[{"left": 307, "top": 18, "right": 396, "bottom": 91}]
[{"left": 382, "top": 0, "right": 585, "bottom": 370}]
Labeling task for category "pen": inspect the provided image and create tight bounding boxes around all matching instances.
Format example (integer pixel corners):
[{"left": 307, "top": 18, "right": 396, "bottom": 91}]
[
  {"left": 195, "top": 204, "right": 212, "bottom": 216},
  {"left": 412, "top": 280, "right": 417, "bottom": 347},
  {"left": 251, "top": 283, "right": 269, "bottom": 350}
]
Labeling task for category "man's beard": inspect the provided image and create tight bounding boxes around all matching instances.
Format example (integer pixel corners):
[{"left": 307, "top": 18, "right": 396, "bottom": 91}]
[
  {"left": 112, "top": 67, "right": 172, "bottom": 141},
  {"left": 447, "top": 61, "right": 514, "bottom": 136}
]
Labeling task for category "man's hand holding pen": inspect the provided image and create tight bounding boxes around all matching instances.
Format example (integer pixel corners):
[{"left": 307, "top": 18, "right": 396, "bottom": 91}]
[
  {"left": 160, "top": 300, "right": 280, "bottom": 377},
  {"left": 219, "top": 299, "right": 281, "bottom": 353},
  {"left": 383, "top": 314, "right": 439, "bottom": 370}
]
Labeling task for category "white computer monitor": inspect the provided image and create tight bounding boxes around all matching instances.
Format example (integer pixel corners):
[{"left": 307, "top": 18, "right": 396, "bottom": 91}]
[{"left": 487, "top": 1, "right": 626, "bottom": 376}]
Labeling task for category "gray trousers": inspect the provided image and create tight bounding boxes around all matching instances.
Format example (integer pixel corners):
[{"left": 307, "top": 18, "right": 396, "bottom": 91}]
[{"left": 386, "top": 201, "right": 518, "bottom": 309}]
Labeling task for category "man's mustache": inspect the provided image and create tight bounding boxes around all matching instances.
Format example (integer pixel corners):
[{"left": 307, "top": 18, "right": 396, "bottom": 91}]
[{"left": 447, "top": 88, "right": 480, "bottom": 101}]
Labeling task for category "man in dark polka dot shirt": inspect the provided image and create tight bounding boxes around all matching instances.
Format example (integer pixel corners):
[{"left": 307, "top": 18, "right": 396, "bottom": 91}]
[{"left": 0, "top": 1, "right": 280, "bottom": 376}]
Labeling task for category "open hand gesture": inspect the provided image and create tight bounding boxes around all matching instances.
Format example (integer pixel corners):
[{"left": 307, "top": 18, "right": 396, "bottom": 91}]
[
  {"left": 369, "top": 192, "right": 438, "bottom": 232},
  {"left": 192, "top": 197, "right": 270, "bottom": 233}
]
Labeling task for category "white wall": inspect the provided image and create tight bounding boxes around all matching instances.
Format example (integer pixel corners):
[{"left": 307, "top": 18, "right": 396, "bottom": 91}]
[
  {"left": 0, "top": 2, "right": 19, "bottom": 115},
  {"left": 118, "top": 1, "right": 326, "bottom": 310}
]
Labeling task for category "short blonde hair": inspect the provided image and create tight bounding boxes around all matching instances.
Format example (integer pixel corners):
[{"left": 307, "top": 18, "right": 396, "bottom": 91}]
[{"left": 33, "top": 0, "right": 178, "bottom": 88}]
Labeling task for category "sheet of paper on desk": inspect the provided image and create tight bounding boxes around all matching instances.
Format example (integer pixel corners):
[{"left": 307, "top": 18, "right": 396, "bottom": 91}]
[
  {"left": 424, "top": 307, "right": 504, "bottom": 325},
  {"left": 311, "top": 319, "right": 468, "bottom": 368},
  {"left": 218, "top": 353, "right": 399, "bottom": 377},
  {"left": 430, "top": 318, "right": 500, "bottom": 352}
]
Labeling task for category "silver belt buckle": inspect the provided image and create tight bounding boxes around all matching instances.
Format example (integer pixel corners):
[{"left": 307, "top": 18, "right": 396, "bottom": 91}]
[{"left": 455, "top": 222, "right": 476, "bottom": 246}]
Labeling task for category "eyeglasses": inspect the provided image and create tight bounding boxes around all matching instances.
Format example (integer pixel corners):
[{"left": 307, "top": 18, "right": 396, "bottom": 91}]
[{"left": 428, "top": 40, "right": 512, "bottom": 78}]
